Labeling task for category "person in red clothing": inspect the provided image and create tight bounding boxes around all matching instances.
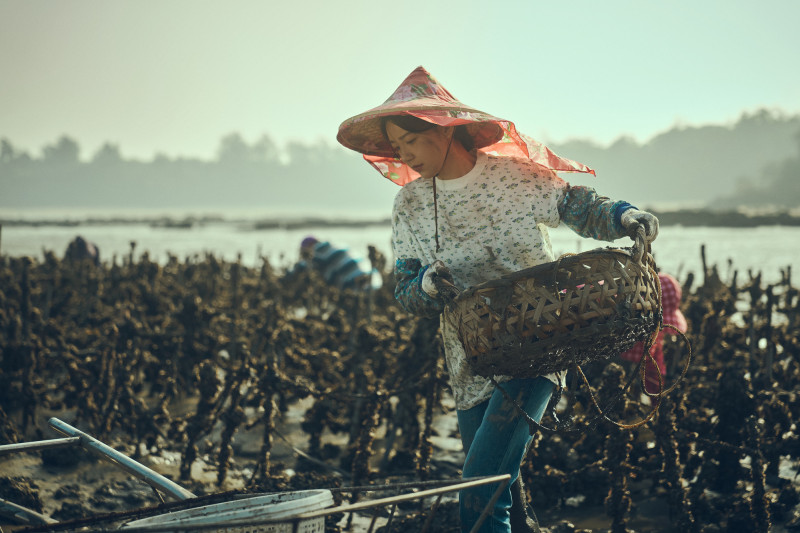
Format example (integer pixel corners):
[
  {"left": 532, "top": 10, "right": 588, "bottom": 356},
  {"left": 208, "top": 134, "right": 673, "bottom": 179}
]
[{"left": 620, "top": 272, "right": 688, "bottom": 394}]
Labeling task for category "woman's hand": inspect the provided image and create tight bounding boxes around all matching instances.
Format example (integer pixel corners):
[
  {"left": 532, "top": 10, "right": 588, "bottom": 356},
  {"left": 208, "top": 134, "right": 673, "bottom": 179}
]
[
  {"left": 422, "top": 260, "right": 456, "bottom": 298},
  {"left": 621, "top": 208, "right": 659, "bottom": 242}
]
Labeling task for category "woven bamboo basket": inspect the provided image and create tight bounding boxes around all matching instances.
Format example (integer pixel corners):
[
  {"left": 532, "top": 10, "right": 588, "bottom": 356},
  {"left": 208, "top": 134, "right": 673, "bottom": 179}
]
[{"left": 443, "top": 229, "right": 662, "bottom": 379}]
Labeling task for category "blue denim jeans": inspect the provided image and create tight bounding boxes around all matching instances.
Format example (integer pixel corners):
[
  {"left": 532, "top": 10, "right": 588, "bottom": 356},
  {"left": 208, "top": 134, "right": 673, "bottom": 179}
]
[{"left": 456, "top": 377, "right": 555, "bottom": 533}]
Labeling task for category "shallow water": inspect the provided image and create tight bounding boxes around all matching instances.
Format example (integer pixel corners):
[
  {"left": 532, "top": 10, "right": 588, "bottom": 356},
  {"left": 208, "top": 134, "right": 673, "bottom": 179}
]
[{"left": 2, "top": 214, "right": 798, "bottom": 284}]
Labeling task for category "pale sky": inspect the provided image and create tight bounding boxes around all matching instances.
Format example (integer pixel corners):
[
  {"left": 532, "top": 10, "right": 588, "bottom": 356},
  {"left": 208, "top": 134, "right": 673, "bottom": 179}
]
[{"left": 1, "top": 0, "right": 798, "bottom": 161}]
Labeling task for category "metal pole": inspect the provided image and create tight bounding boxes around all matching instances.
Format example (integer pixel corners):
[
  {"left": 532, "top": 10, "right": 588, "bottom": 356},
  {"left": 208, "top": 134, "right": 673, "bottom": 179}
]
[
  {"left": 296, "top": 474, "right": 511, "bottom": 520},
  {"left": 0, "top": 436, "right": 81, "bottom": 457},
  {"left": 48, "top": 418, "right": 196, "bottom": 501},
  {"left": 468, "top": 475, "right": 509, "bottom": 533},
  {"left": 119, "top": 475, "right": 513, "bottom": 533},
  {"left": 0, "top": 497, "right": 57, "bottom": 526}
]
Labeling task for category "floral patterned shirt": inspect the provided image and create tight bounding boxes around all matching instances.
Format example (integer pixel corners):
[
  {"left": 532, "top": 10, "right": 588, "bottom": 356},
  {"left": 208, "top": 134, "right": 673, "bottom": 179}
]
[{"left": 392, "top": 152, "right": 633, "bottom": 410}]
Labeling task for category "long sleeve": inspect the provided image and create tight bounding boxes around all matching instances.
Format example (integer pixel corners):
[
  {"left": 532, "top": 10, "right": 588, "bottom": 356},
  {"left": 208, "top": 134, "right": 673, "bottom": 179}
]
[
  {"left": 558, "top": 185, "right": 634, "bottom": 241},
  {"left": 390, "top": 153, "right": 577, "bottom": 411},
  {"left": 391, "top": 189, "right": 446, "bottom": 318},
  {"left": 393, "top": 259, "right": 445, "bottom": 317}
]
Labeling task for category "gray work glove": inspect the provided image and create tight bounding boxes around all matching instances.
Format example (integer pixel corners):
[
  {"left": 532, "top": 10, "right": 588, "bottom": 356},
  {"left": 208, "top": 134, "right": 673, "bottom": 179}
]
[
  {"left": 621, "top": 208, "right": 659, "bottom": 242},
  {"left": 421, "top": 260, "right": 455, "bottom": 297}
]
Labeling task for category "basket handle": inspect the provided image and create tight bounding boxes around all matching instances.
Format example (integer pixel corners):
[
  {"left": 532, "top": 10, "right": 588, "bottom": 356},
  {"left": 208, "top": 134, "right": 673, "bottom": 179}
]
[
  {"left": 435, "top": 277, "right": 460, "bottom": 304},
  {"left": 629, "top": 223, "right": 648, "bottom": 263}
]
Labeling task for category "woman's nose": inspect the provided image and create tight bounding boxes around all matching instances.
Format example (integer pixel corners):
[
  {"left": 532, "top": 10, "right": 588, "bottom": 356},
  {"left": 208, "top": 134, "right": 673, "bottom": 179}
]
[{"left": 396, "top": 147, "right": 412, "bottom": 163}]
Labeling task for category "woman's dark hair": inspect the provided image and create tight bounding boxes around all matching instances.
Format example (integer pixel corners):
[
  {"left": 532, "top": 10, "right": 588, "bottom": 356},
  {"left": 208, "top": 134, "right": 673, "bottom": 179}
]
[{"left": 380, "top": 115, "right": 475, "bottom": 152}]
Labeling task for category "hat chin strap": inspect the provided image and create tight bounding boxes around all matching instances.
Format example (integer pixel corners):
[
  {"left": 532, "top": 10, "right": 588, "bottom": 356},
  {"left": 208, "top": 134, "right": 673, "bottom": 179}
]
[{"left": 432, "top": 131, "right": 456, "bottom": 253}]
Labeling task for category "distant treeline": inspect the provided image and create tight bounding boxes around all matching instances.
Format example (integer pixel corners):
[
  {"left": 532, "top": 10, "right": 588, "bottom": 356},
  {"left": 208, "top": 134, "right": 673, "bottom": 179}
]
[
  {"left": 0, "top": 133, "right": 400, "bottom": 212},
  {"left": 1, "top": 109, "right": 799, "bottom": 211},
  {"left": 651, "top": 209, "right": 800, "bottom": 227}
]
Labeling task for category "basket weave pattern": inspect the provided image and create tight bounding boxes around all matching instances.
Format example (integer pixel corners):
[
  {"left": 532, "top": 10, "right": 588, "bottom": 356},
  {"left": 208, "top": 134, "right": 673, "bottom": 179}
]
[{"left": 446, "top": 244, "right": 661, "bottom": 378}]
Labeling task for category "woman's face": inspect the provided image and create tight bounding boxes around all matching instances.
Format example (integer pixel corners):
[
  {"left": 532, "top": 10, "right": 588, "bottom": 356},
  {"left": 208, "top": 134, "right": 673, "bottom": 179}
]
[{"left": 385, "top": 121, "right": 450, "bottom": 179}]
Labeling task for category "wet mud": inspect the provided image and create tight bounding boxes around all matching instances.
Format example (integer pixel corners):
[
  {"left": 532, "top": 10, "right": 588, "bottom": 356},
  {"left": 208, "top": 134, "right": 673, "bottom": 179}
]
[{"left": 1, "top": 243, "right": 799, "bottom": 532}]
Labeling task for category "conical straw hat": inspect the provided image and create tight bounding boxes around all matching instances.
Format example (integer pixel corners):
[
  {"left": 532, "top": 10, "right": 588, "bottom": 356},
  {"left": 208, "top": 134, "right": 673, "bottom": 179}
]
[{"left": 337, "top": 66, "right": 595, "bottom": 185}]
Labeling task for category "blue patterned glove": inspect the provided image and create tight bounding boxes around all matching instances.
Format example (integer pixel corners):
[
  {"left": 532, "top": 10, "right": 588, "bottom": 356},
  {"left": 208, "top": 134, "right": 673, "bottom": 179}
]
[{"left": 620, "top": 208, "right": 659, "bottom": 242}]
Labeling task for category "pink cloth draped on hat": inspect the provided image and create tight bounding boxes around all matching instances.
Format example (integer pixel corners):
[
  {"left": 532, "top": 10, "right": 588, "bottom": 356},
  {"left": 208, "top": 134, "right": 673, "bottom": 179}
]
[
  {"left": 337, "top": 66, "right": 595, "bottom": 186},
  {"left": 620, "top": 273, "right": 688, "bottom": 393}
]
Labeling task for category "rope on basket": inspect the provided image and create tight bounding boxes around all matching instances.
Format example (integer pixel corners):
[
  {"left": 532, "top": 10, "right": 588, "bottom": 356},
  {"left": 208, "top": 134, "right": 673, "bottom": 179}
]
[
  {"left": 486, "top": 318, "right": 692, "bottom": 434},
  {"left": 439, "top": 224, "right": 693, "bottom": 434}
]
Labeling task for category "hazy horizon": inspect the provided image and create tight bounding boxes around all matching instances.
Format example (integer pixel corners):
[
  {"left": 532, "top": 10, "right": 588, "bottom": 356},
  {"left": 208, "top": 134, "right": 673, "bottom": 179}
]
[
  {"left": 2, "top": 107, "right": 796, "bottom": 164},
  {"left": 4, "top": 108, "right": 799, "bottom": 212}
]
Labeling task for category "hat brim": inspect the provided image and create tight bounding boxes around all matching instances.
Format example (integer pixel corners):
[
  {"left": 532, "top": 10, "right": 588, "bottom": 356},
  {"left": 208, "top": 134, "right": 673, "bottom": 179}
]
[
  {"left": 337, "top": 104, "right": 506, "bottom": 158},
  {"left": 336, "top": 66, "right": 595, "bottom": 185}
]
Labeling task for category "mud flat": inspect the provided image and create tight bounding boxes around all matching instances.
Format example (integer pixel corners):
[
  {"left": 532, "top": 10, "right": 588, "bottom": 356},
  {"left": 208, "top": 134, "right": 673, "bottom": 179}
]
[{"left": 1, "top": 244, "right": 799, "bottom": 532}]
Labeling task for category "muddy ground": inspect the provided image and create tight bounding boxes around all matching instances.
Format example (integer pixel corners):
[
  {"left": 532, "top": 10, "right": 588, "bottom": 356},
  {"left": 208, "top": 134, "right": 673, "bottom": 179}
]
[{"left": 2, "top": 244, "right": 800, "bottom": 532}]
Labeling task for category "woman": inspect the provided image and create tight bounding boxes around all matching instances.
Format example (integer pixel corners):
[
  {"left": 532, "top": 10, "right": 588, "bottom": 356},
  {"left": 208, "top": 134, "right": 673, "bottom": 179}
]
[{"left": 337, "top": 66, "right": 658, "bottom": 533}]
